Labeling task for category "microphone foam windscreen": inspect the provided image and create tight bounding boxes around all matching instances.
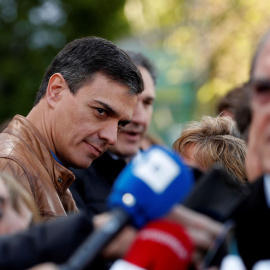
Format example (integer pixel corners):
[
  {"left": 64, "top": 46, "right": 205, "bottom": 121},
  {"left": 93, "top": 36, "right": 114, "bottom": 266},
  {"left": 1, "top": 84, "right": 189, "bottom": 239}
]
[
  {"left": 124, "top": 219, "right": 194, "bottom": 270},
  {"left": 108, "top": 145, "right": 194, "bottom": 228}
]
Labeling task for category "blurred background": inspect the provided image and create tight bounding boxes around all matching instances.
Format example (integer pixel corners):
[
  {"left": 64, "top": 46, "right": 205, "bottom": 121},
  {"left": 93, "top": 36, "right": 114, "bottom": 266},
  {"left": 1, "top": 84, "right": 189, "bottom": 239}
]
[{"left": 0, "top": 0, "right": 269, "bottom": 146}]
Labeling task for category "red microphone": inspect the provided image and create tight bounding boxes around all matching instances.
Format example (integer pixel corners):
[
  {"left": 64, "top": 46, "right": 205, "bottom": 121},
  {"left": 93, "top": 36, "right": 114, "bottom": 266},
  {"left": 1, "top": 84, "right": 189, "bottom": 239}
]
[{"left": 110, "top": 219, "right": 194, "bottom": 270}]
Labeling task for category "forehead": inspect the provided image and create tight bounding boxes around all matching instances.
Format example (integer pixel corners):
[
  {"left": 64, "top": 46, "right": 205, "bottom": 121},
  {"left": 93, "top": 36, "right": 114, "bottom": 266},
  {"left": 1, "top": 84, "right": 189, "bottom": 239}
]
[
  {"left": 253, "top": 40, "right": 270, "bottom": 80},
  {"left": 138, "top": 67, "right": 156, "bottom": 99},
  {"left": 182, "top": 143, "right": 199, "bottom": 169},
  {"left": 77, "top": 73, "right": 138, "bottom": 118}
]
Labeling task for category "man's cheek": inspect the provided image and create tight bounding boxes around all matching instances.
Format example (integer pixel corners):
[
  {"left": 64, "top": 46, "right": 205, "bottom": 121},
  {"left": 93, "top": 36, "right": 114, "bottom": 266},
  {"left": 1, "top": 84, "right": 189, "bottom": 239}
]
[{"left": 261, "top": 151, "right": 270, "bottom": 174}]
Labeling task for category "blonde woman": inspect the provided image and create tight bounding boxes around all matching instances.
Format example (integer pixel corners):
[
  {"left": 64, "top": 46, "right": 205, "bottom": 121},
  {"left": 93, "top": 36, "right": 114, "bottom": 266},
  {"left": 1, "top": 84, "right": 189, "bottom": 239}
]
[{"left": 173, "top": 116, "right": 247, "bottom": 183}]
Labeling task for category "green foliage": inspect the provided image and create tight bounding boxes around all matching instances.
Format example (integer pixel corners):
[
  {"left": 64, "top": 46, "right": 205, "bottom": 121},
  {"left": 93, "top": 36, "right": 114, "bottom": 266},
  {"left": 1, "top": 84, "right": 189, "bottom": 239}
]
[
  {"left": 0, "top": 0, "right": 129, "bottom": 123},
  {"left": 122, "top": 0, "right": 270, "bottom": 145},
  {"left": 3, "top": 0, "right": 270, "bottom": 146}
]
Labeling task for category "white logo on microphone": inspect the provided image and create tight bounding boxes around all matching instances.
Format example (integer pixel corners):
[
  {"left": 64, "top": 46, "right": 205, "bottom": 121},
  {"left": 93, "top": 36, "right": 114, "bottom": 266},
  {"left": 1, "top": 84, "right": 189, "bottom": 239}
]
[{"left": 133, "top": 148, "right": 180, "bottom": 193}]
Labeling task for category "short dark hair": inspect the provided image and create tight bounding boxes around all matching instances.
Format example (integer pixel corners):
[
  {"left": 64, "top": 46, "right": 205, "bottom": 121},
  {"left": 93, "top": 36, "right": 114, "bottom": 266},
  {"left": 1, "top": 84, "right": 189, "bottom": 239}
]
[
  {"left": 34, "top": 37, "right": 144, "bottom": 105},
  {"left": 217, "top": 82, "right": 252, "bottom": 141},
  {"left": 126, "top": 51, "right": 157, "bottom": 85}
]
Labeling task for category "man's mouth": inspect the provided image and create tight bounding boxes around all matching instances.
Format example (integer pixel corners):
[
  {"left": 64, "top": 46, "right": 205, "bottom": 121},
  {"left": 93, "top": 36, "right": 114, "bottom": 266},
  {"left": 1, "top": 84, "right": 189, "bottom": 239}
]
[
  {"left": 126, "top": 131, "right": 139, "bottom": 136},
  {"left": 84, "top": 141, "right": 103, "bottom": 157},
  {"left": 121, "top": 130, "right": 142, "bottom": 141},
  {"left": 91, "top": 144, "right": 103, "bottom": 154}
]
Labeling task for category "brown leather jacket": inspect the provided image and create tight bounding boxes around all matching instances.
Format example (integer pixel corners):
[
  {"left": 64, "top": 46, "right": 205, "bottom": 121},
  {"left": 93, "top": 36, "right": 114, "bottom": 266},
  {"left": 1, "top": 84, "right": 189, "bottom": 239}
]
[{"left": 0, "top": 115, "right": 78, "bottom": 220}]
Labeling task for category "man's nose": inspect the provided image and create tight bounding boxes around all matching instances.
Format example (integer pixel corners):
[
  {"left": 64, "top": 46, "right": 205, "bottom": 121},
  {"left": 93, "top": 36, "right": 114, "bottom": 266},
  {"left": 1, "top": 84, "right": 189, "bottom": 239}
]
[
  {"left": 131, "top": 102, "right": 146, "bottom": 126},
  {"left": 99, "top": 123, "right": 118, "bottom": 145}
]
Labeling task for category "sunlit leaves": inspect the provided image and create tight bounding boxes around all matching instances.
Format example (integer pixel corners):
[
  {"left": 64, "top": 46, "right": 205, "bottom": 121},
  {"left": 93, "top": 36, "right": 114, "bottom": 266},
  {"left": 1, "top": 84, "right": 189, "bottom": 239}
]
[{"left": 124, "top": 0, "right": 270, "bottom": 115}]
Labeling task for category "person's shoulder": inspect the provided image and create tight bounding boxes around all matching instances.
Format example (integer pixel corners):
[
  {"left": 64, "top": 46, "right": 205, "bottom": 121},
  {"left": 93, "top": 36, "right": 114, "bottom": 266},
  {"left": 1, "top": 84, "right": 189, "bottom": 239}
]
[
  {"left": 0, "top": 131, "right": 21, "bottom": 152},
  {"left": 0, "top": 157, "right": 25, "bottom": 173},
  {"left": 0, "top": 116, "right": 29, "bottom": 155},
  {"left": 0, "top": 158, "right": 32, "bottom": 194}
]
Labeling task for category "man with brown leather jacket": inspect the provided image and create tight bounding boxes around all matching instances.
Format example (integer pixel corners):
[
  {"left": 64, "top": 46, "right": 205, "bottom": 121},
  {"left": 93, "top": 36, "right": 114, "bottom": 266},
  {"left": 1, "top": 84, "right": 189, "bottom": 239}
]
[{"left": 0, "top": 37, "right": 143, "bottom": 221}]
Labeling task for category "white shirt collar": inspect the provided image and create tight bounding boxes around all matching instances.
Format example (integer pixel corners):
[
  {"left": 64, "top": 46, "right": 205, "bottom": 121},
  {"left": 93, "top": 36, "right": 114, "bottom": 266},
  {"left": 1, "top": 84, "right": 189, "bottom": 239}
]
[{"left": 263, "top": 174, "right": 270, "bottom": 208}]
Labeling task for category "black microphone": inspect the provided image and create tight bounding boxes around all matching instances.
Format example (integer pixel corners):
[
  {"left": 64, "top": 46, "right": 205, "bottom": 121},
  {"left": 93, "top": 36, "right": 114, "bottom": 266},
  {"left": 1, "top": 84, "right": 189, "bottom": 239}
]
[{"left": 183, "top": 165, "right": 250, "bottom": 222}]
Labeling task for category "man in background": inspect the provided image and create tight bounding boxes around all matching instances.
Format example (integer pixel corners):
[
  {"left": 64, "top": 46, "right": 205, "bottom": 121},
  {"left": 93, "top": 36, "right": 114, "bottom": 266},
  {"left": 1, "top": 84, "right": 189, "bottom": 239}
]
[
  {"left": 70, "top": 51, "right": 157, "bottom": 218},
  {"left": 229, "top": 30, "right": 270, "bottom": 269}
]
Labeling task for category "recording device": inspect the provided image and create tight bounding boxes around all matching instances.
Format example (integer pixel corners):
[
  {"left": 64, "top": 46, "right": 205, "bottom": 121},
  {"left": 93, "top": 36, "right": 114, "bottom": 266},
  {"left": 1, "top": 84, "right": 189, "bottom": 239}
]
[
  {"left": 183, "top": 165, "right": 250, "bottom": 222},
  {"left": 59, "top": 145, "right": 194, "bottom": 270},
  {"left": 183, "top": 165, "right": 251, "bottom": 268},
  {"left": 200, "top": 220, "right": 236, "bottom": 269}
]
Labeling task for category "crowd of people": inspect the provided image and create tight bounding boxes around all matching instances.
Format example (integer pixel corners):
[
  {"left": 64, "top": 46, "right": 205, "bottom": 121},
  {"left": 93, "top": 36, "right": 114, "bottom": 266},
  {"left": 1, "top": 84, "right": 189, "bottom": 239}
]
[{"left": 0, "top": 28, "right": 270, "bottom": 270}]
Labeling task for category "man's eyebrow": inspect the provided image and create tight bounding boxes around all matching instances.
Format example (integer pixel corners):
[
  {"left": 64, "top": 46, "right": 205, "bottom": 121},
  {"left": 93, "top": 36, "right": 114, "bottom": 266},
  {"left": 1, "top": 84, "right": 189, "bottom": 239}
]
[{"left": 94, "top": 100, "right": 119, "bottom": 117}]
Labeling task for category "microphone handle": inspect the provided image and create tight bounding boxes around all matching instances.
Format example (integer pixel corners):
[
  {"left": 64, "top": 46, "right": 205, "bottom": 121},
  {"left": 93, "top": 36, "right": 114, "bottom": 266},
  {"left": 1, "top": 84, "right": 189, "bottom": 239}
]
[
  {"left": 201, "top": 220, "right": 235, "bottom": 269},
  {"left": 59, "top": 208, "right": 130, "bottom": 270}
]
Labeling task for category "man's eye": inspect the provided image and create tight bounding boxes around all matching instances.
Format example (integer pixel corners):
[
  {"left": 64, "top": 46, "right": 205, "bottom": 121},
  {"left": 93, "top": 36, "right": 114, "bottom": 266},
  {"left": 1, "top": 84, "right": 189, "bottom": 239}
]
[
  {"left": 118, "top": 121, "right": 130, "bottom": 128},
  {"left": 252, "top": 79, "right": 270, "bottom": 94},
  {"left": 144, "top": 99, "right": 154, "bottom": 106},
  {"left": 96, "top": 108, "right": 107, "bottom": 116}
]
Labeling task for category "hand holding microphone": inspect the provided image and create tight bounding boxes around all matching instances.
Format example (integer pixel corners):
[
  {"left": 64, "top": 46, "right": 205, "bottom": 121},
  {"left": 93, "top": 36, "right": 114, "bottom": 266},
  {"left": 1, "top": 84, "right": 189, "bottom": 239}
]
[{"left": 59, "top": 145, "right": 194, "bottom": 270}]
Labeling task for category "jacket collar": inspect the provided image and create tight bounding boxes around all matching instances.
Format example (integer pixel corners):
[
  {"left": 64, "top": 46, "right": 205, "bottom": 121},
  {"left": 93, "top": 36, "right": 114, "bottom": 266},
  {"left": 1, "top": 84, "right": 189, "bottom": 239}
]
[{"left": 5, "top": 115, "right": 76, "bottom": 194}]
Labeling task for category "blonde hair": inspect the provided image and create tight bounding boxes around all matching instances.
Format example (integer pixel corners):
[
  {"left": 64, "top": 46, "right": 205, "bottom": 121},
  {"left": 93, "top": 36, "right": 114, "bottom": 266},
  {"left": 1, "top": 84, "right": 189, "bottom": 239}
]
[
  {"left": 0, "top": 172, "right": 40, "bottom": 223},
  {"left": 173, "top": 116, "right": 247, "bottom": 183}
]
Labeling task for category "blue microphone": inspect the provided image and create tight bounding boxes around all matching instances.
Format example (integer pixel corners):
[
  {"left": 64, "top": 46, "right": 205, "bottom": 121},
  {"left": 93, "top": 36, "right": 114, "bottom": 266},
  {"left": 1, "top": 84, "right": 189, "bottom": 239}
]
[
  {"left": 59, "top": 145, "right": 194, "bottom": 270},
  {"left": 108, "top": 144, "right": 194, "bottom": 228}
]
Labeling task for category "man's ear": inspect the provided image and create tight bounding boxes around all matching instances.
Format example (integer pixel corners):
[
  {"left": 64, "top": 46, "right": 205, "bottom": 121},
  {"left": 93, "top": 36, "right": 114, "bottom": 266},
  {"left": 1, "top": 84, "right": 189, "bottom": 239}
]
[{"left": 46, "top": 73, "right": 68, "bottom": 109}]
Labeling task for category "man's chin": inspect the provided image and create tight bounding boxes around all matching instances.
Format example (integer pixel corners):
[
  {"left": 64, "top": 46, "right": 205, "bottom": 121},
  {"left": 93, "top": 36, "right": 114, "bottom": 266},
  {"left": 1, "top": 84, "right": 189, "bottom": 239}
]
[
  {"left": 117, "top": 149, "right": 139, "bottom": 160},
  {"left": 110, "top": 140, "right": 139, "bottom": 153},
  {"left": 70, "top": 158, "right": 94, "bottom": 169}
]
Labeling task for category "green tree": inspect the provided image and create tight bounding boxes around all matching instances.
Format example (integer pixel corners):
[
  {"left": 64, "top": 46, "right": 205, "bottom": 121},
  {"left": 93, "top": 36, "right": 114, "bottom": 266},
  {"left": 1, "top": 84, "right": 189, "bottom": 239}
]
[
  {"left": 122, "top": 0, "right": 270, "bottom": 145},
  {"left": 0, "top": 0, "right": 129, "bottom": 123}
]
